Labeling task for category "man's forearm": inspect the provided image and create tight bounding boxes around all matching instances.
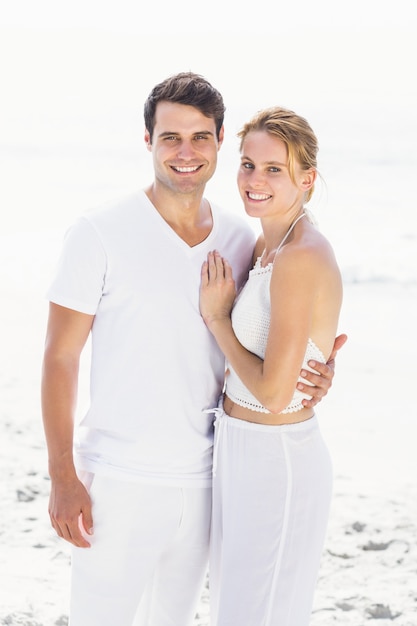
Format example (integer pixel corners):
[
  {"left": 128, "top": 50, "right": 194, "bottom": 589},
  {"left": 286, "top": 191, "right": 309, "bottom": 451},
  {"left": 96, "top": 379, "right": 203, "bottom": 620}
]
[{"left": 41, "top": 355, "right": 80, "bottom": 480}]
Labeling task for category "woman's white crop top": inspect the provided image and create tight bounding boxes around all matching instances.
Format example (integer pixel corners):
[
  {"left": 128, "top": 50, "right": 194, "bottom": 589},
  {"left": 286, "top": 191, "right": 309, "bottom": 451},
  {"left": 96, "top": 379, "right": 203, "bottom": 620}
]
[{"left": 225, "top": 259, "right": 326, "bottom": 414}]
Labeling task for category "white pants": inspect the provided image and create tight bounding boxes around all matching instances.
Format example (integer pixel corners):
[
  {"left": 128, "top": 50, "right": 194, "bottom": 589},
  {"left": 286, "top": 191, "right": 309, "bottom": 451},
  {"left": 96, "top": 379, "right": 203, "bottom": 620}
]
[
  {"left": 210, "top": 409, "right": 333, "bottom": 626},
  {"left": 70, "top": 475, "right": 211, "bottom": 626}
]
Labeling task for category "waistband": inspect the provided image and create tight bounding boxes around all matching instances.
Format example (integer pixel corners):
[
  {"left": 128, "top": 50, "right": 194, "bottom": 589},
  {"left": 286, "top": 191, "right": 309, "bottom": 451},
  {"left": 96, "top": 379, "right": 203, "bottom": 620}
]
[
  {"left": 219, "top": 412, "right": 318, "bottom": 433},
  {"left": 204, "top": 398, "right": 318, "bottom": 476}
]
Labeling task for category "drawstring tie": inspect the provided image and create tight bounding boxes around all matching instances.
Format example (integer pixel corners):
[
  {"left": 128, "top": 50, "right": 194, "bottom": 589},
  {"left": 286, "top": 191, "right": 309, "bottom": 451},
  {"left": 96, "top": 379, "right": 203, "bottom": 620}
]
[{"left": 204, "top": 405, "right": 225, "bottom": 478}]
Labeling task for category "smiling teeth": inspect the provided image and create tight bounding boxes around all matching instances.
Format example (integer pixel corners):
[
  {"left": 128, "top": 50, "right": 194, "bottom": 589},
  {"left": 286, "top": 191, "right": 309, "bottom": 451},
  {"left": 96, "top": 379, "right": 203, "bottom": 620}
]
[
  {"left": 248, "top": 192, "right": 271, "bottom": 200},
  {"left": 174, "top": 166, "right": 200, "bottom": 172}
]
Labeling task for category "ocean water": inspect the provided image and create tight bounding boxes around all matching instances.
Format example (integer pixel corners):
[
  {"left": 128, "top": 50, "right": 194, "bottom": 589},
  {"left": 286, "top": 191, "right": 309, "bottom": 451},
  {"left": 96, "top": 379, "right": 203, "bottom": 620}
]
[
  {"left": 1, "top": 101, "right": 415, "bottom": 428},
  {"left": 1, "top": 97, "right": 416, "bottom": 297}
]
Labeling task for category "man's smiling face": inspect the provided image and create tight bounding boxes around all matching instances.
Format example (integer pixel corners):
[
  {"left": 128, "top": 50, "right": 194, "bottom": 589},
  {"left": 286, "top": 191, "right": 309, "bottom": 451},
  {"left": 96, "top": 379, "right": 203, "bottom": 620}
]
[{"left": 145, "top": 101, "right": 224, "bottom": 197}]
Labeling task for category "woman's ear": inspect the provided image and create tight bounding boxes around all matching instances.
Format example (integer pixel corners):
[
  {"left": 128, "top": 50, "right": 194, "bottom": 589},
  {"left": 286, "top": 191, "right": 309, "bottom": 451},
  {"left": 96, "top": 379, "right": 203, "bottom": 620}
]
[{"left": 301, "top": 168, "right": 317, "bottom": 191}]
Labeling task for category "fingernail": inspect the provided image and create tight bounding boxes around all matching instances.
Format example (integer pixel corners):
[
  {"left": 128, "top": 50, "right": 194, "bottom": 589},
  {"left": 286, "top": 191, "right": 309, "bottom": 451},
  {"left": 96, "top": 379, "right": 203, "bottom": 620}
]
[
  {"left": 300, "top": 370, "right": 307, "bottom": 378},
  {"left": 308, "top": 360, "right": 316, "bottom": 367}
]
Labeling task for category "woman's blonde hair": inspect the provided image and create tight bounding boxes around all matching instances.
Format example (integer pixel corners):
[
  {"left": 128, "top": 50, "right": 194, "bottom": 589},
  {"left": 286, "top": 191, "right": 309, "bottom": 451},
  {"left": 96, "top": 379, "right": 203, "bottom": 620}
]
[{"left": 238, "top": 107, "right": 319, "bottom": 202}]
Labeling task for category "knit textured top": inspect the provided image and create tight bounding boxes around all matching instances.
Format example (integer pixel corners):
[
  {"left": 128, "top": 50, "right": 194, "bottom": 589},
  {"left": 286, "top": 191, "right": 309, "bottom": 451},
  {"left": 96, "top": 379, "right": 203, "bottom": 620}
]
[{"left": 225, "top": 257, "right": 325, "bottom": 414}]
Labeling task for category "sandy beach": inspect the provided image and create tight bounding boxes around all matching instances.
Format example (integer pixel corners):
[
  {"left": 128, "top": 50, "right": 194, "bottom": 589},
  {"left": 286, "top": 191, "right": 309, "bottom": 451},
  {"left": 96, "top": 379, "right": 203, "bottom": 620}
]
[{"left": 1, "top": 244, "right": 416, "bottom": 626}]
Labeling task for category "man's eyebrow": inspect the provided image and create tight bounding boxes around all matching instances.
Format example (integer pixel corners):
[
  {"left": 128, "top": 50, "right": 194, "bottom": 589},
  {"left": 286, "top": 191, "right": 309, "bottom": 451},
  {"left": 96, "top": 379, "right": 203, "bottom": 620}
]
[{"left": 158, "top": 130, "right": 214, "bottom": 138}]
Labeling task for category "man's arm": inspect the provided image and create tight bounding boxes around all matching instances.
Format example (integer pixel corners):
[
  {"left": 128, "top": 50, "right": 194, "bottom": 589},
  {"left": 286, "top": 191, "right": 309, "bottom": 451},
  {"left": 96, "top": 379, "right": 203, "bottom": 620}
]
[
  {"left": 299, "top": 333, "right": 348, "bottom": 407},
  {"left": 41, "top": 303, "right": 95, "bottom": 548}
]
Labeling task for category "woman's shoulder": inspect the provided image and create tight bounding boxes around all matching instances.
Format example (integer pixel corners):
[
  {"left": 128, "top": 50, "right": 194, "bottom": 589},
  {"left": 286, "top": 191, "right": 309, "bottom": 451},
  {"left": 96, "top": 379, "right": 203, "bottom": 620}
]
[
  {"left": 274, "top": 224, "right": 340, "bottom": 282},
  {"left": 289, "top": 220, "right": 336, "bottom": 260}
]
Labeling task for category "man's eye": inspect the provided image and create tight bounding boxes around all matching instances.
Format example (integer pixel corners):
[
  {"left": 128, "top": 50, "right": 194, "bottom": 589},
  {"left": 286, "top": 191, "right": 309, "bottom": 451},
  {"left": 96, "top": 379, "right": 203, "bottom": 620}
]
[{"left": 242, "top": 162, "right": 254, "bottom": 169}]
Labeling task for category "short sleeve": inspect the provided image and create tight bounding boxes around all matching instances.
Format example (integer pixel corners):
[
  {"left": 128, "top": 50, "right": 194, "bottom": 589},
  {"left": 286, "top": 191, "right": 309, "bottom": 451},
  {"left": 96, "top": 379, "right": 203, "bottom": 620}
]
[{"left": 46, "top": 217, "right": 107, "bottom": 315}]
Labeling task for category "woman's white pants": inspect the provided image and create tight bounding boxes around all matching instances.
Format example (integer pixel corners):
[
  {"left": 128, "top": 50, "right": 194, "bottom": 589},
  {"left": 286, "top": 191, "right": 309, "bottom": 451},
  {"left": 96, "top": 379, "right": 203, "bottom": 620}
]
[
  {"left": 69, "top": 476, "right": 211, "bottom": 626},
  {"left": 210, "top": 410, "right": 333, "bottom": 626}
]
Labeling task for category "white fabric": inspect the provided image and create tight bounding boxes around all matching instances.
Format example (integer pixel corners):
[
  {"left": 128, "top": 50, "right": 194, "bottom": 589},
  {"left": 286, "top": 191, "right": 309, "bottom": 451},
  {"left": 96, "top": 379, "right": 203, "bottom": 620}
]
[
  {"left": 47, "top": 190, "right": 255, "bottom": 486},
  {"left": 70, "top": 473, "right": 211, "bottom": 626},
  {"left": 210, "top": 406, "right": 333, "bottom": 626},
  {"left": 226, "top": 259, "right": 325, "bottom": 413}
]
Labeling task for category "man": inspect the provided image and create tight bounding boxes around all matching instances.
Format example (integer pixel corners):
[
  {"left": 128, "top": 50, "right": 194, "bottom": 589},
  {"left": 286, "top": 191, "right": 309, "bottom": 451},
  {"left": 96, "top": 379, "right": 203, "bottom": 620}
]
[{"left": 41, "top": 72, "right": 345, "bottom": 626}]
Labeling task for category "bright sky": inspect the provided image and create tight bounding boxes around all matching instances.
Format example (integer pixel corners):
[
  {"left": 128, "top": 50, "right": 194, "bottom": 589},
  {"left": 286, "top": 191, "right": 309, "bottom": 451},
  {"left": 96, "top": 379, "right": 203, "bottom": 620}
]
[
  {"left": 1, "top": 0, "right": 415, "bottom": 117},
  {"left": 0, "top": 0, "right": 416, "bottom": 232}
]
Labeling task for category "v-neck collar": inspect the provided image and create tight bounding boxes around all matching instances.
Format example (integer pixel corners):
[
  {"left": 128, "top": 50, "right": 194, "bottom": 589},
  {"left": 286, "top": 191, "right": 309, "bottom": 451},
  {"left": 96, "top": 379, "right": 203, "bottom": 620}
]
[{"left": 140, "top": 189, "right": 217, "bottom": 255}]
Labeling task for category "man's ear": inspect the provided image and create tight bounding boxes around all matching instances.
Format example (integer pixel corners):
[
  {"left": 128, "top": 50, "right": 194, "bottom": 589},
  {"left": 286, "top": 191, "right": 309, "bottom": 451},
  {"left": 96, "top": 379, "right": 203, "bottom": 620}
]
[
  {"left": 144, "top": 129, "right": 152, "bottom": 152},
  {"left": 217, "top": 125, "right": 225, "bottom": 150}
]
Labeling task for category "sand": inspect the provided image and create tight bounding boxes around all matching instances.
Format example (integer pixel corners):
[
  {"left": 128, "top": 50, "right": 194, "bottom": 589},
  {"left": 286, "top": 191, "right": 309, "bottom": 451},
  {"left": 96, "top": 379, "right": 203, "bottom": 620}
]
[{"left": 1, "top": 256, "right": 416, "bottom": 625}]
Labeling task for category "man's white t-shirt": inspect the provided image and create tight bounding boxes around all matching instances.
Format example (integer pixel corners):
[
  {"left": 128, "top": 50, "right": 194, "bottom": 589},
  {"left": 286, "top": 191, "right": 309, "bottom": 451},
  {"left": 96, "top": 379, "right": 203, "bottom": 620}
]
[{"left": 47, "top": 190, "right": 255, "bottom": 487}]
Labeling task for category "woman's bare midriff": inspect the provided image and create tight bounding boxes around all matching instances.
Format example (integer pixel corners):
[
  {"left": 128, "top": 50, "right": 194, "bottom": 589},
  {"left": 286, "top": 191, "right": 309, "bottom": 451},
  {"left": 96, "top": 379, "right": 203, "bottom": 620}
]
[{"left": 223, "top": 394, "right": 314, "bottom": 425}]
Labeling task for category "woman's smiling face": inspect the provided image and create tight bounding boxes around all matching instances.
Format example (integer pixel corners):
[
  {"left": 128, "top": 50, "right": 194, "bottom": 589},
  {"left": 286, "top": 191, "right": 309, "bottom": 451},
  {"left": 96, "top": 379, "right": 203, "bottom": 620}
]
[{"left": 237, "top": 130, "right": 307, "bottom": 219}]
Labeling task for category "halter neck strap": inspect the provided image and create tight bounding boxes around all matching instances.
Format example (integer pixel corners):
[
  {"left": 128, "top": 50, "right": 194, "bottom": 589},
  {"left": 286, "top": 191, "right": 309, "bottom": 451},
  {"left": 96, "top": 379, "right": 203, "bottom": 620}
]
[{"left": 276, "top": 212, "right": 306, "bottom": 254}]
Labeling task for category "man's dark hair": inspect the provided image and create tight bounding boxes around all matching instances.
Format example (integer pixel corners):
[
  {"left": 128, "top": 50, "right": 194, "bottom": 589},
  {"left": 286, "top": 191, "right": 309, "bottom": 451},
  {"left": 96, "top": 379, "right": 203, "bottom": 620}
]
[{"left": 144, "top": 72, "right": 225, "bottom": 142}]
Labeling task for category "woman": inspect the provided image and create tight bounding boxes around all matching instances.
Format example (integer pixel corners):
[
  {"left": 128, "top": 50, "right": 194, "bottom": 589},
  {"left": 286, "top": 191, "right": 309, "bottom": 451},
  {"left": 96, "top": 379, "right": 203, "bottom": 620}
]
[{"left": 199, "top": 106, "right": 343, "bottom": 625}]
